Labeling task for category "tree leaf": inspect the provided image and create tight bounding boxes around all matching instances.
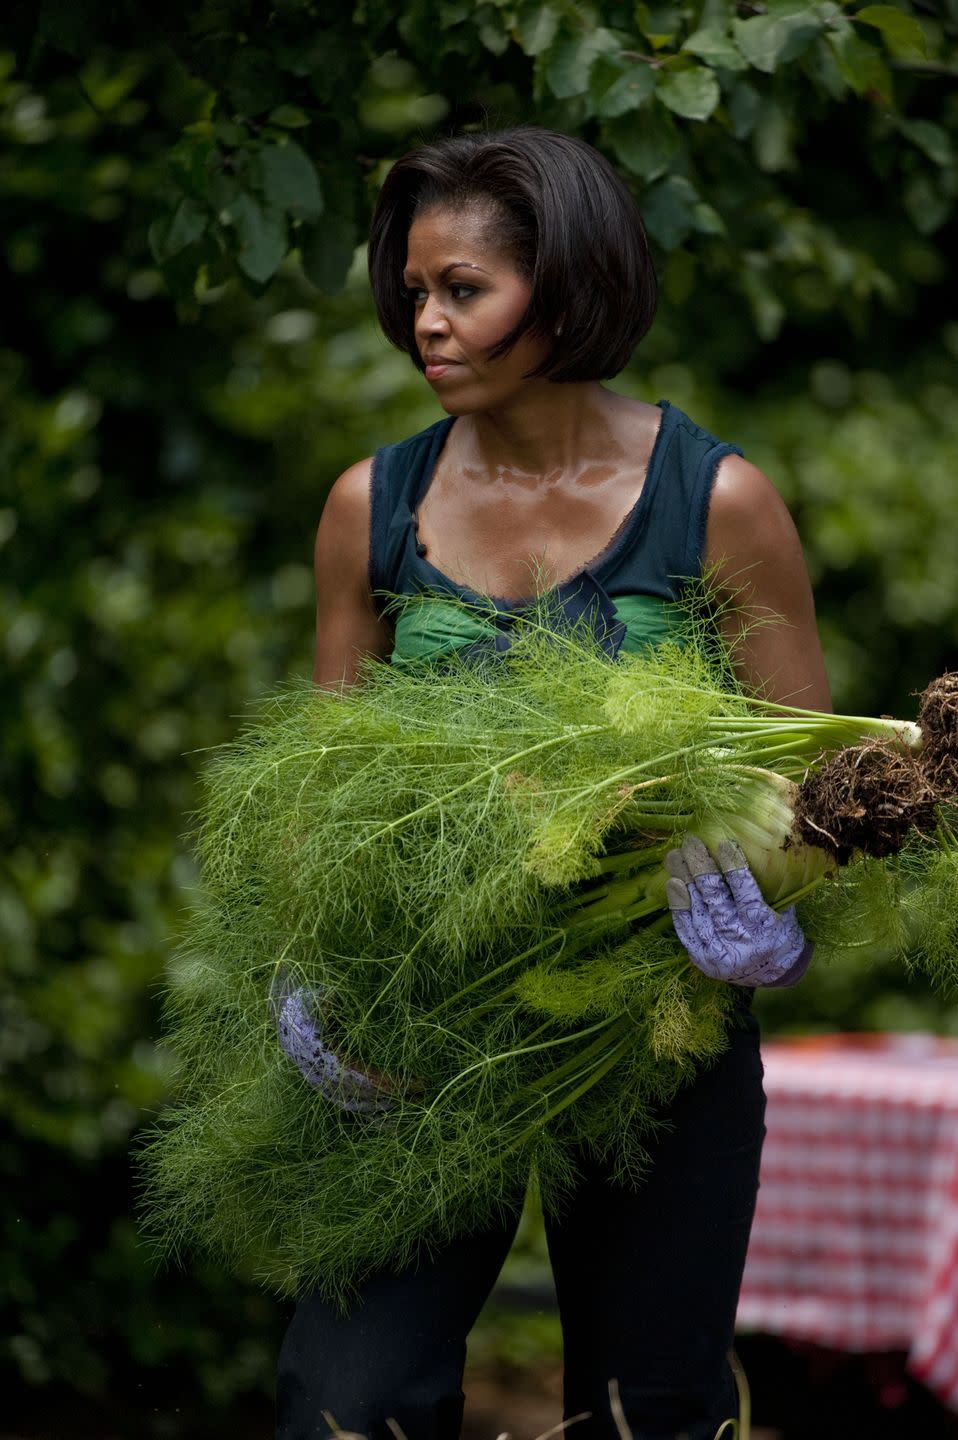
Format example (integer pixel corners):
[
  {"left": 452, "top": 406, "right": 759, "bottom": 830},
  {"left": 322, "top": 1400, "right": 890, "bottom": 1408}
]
[
  {"left": 299, "top": 215, "right": 358, "bottom": 294},
  {"left": 898, "top": 119, "right": 953, "bottom": 170},
  {"left": 635, "top": 2, "right": 682, "bottom": 48},
  {"left": 732, "top": 12, "right": 821, "bottom": 73},
  {"left": 854, "top": 5, "right": 926, "bottom": 59},
  {"left": 268, "top": 105, "right": 311, "bottom": 129},
  {"left": 147, "top": 215, "right": 171, "bottom": 268},
  {"left": 226, "top": 47, "right": 285, "bottom": 117},
  {"left": 811, "top": 32, "right": 852, "bottom": 100},
  {"left": 163, "top": 198, "right": 208, "bottom": 258},
  {"left": 214, "top": 120, "right": 248, "bottom": 147},
  {"left": 229, "top": 193, "right": 288, "bottom": 283},
  {"left": 682, "top": 26, "right": 747, "bottom": 71},
  {"left": 657, "top": 65, "right": 720, "bottom": 122},
  {"left": 544, "top": 27, "right": 619, "bottom": 99},
  {"left": 208, "top": 168, "right": 242, "bottom": 214},
  {"left": 478, "top": 18, "right": 510, "bottom": 55},
  {"left": 515, "top": 1, "right": 560, "bottom": 55},
  {"left": 307, "top": 38, "right": 358, "bottom": 104},
  {"left": 250, "top": 143, "right": 323, "bottom": 222},
  {"left": 605, "top": 108, "right": 681, "bottom": 182},
  {"left": 740, "top": 261, "right": 786, "bottom": 340},
  {"left": 903, "top": 174, "right": 951, "bottom": 236},
  {"left": 168, "top": 137, "right": 216, "bottom": 203},
  {"left": 726, "top": 80, "right": 761, "bottom": 140},
  {"left": 753, "top": 97, "right": 794, "bottom": 173},
  {"left": 826, "top": 25, "right": 892, "bottom": 102},
  {"left": 592, "top": 61, "right": 656, "bottom": 119},
  {"left": 161, "top": 240, "right": 218, "bottom": 305},
  {"left": 639, "top": 175, "right": 701, "bottom": 249},
  {"left": 693, "top": 200, "right": 725, "bottom": 236}
]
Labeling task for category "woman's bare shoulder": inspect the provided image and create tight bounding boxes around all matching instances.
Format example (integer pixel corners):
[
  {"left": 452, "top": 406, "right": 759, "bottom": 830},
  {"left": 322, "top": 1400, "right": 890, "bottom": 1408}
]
[
  {"left": 707, "top": 453, "right": 798, "bottom": 560},
  {"left": 320, "top": 457, "right": 375, "bottom": 530},
  {"left": 314, "top": 457, "right": 377, "bottom": 591},
  {"left": 706, "top": 453, "right": 831, "bottom": 709},
  {"left": 313, "top": 457, "right": 392, "bottom": 686}
]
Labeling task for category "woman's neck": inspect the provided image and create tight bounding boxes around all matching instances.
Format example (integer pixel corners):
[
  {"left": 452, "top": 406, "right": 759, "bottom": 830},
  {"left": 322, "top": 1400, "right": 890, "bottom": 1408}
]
[{"left": 456, "top": 381, "right": 631, "bottom": 483}]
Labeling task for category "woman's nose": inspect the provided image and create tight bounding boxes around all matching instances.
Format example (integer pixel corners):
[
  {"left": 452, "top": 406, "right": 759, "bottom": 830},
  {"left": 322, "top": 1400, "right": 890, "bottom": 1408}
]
[{"left": 415, "top": 293, "right": 449, "bottom": 339}]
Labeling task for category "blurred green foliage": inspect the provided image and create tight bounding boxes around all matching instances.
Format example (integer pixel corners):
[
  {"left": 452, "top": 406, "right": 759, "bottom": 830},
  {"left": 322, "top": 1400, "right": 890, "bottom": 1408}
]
[
  {"left": 7, "top": 0, "right": 957, "bottom": 344},
  {"left": 1, "top": 4, "right": 957, "bottom": 1430}
]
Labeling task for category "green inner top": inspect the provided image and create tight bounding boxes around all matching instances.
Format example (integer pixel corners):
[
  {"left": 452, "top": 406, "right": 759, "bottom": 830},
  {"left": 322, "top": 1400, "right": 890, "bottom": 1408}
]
[{"left": 391, "top": 591, "right": 681, "bottom": 668}]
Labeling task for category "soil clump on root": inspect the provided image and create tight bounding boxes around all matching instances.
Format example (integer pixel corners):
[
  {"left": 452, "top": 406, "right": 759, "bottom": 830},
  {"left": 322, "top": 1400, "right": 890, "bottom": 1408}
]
[
  {"left": 918, "top": 671, "right": 958, "bottom": 795},
  {"left": 795, "top": 741, "right": 939, "bottom": 864}
]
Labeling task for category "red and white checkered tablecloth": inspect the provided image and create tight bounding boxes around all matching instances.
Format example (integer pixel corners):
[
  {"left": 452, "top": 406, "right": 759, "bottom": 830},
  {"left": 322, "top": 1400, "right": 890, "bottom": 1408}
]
[{"left": 737, "top": 1032, "right": 958, "bottom": 1411}]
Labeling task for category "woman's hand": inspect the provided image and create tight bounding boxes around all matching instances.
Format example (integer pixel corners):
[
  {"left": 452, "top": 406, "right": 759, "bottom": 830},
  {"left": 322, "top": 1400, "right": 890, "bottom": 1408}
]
[
  {"left": 271, "top": 976, "right": 398, "bottom": 1113},
  {"left": 665, "top": 836, "right": 813, "bottom": 988}
]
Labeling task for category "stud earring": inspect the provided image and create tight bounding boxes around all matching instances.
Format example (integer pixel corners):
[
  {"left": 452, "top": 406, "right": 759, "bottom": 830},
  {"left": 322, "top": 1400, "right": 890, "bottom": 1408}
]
[{"left": 554, "top": 322, "right": 563, "bottom": 337}]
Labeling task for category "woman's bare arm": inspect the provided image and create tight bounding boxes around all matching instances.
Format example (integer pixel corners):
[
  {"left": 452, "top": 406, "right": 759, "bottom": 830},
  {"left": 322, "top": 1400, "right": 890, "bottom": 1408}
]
[
  {"left": 706, "top": 455, "right": 832, "bottom": 711},
  {"left": 313, "top": 458, "right": 394, "bottom": 689}
]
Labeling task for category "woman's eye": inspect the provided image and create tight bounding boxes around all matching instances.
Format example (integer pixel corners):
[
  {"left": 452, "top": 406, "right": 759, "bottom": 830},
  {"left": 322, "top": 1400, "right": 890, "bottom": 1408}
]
[{"left": 402, "top": 284, "right": 477, "bottom": 304}]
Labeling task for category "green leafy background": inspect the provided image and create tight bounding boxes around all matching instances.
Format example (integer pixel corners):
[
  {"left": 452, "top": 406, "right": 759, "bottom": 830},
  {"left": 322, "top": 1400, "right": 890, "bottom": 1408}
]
[{"left": 2, "top": 0, "right": 957, "bottom": 1430}]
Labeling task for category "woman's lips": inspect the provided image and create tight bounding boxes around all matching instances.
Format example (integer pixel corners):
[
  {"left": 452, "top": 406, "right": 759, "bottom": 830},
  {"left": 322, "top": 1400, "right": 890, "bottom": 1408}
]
[{"left": 424, "top": 360, "right": 462, "bottom": 381}]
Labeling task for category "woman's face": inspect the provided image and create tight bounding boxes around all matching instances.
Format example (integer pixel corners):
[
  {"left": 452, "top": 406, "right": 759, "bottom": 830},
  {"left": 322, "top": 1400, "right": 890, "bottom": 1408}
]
[{"left": 402, "top": 204, "right": 552, "bottom": 414}]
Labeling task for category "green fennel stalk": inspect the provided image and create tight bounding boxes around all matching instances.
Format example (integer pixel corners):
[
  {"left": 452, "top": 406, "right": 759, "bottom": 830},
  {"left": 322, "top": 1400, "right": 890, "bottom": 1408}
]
[{"left": 139, "top": 595, "right": 958, "bottom": 1304}]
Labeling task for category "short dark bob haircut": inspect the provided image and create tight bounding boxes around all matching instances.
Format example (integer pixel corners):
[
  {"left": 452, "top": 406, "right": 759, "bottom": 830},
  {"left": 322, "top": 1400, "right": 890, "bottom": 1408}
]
[{"left": 367, "top": 126, "right": 657, "bottom": 384}]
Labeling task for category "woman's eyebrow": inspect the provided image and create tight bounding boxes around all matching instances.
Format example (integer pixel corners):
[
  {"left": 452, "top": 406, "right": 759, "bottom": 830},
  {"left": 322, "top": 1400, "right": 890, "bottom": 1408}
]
[
  {"left": 440, "top": 262, "right": 488, "bottom": 279},
  {"left": 402, "top": 261, "right": 490, "bottom": 283}
]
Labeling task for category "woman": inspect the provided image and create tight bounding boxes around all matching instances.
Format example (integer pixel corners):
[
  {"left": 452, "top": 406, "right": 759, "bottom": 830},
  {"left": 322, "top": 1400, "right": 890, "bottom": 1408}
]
[{"left": 278, "top": 127, "right": 830, "bottom": 1440}]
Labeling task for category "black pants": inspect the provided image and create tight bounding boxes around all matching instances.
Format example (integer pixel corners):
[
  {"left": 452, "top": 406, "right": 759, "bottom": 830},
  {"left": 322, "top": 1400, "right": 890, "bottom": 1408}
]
[{"left": 277, "top": 1012, "right": 765, "bottom": 1440}]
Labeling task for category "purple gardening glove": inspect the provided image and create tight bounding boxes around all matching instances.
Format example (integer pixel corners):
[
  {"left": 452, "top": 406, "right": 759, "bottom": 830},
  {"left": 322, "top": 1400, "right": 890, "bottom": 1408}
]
[
  {"left": 665, "top": 836, "right": 813, "bottom": 988},
  {"left": 269, "top": 972, "right": 396, "bottom": 1114}
]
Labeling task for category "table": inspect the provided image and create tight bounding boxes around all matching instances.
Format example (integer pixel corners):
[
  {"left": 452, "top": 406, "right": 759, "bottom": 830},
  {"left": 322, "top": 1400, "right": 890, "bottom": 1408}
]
[{"left": 737, "top": 1032, "right": 958, "bottom": 1412}]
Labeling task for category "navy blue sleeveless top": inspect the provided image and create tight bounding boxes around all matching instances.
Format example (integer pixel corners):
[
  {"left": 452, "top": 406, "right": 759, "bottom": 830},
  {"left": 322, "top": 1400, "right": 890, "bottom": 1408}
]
[{"left": 368, "top": 401, "right": 742, "bottom": 666}]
